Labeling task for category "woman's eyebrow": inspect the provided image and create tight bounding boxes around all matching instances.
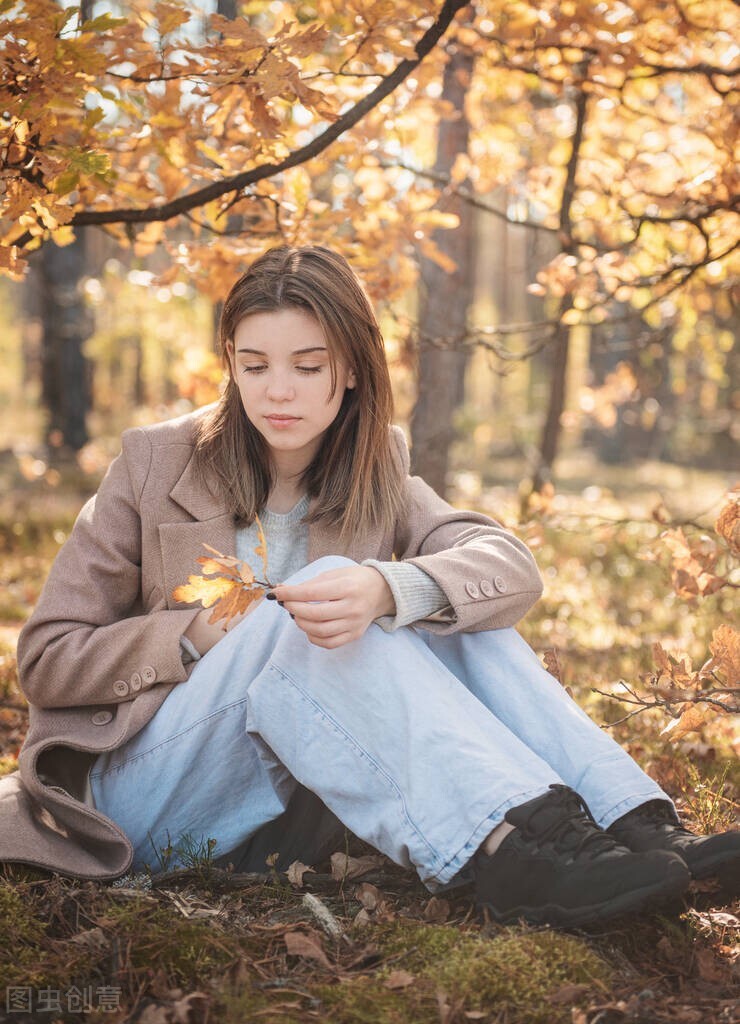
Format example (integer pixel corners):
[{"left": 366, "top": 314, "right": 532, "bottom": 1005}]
[{"left": 235, "top": 346, "right": 328, "bottom": 355}]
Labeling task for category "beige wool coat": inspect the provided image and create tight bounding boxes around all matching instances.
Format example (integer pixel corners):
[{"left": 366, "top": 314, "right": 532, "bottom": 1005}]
[{"left": 0, "top": 407, "right": 544, "bottom": 880}]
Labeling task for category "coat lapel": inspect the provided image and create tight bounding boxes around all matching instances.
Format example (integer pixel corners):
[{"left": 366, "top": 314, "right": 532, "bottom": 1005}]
[
  {"left": 160, "top": 451, "right": 237, "bottom": 609},
  {"left": 161, "top": 452, "right": 390, "bottom": 604}
]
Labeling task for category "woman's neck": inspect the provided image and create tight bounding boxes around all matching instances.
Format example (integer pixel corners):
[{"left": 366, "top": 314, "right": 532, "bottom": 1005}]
[{"left": 266, "top": 485, "right": 306, "bottom": 514}]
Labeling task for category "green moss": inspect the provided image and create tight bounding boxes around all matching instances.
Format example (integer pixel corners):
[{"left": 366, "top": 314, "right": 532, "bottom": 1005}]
[
  {"left": 100, "top": 897, "right": 246, "bottom": 988},
  {"left": 316, "top": 977, "right": 436, "bottom": 1024},
  {"left": 435, "top": 928, "right": 610, "bottom": 1020},
  {"left": 370, "top": 919, "right": 466, "bottom": 972},
  {"left": 315, "top": 920, "right": 610, "bottom": 1024},
  {"left": 0, "top": 882, "right": 55, "bottom": 989},
  {"left": 216, "top": 986, "right": 307, "bottom": 1024},
  {"left": 0, "top": 755, "right": 18, "bottom": 778}
]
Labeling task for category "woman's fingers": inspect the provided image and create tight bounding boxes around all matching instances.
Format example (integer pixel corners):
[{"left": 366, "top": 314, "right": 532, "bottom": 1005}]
[
  {"left": 304, "top": 631, "right": 355, "bottom": 650},
  {"left": 273, "top": 569, "right": 352, "bottom": 605},
  {"left": 294, "top": 610, "right": 354, "bottom": 634},
  {"left": 272, "top": 567, "right": 386, "bottom": 648}
]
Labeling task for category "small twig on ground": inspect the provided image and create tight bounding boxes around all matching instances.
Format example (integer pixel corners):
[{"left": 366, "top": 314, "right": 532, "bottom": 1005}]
[{"left": 302, "top": 891, "right": 347, "bottom": 942}]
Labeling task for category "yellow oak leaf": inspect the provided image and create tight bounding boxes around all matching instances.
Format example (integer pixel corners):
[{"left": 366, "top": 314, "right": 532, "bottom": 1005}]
[
  {"left": 172, "top": 575, "right": 237, "bottom": 608},
  {"left": 707, "top": 624, "right": 740, "bottom": 686},
  {"left": 661, "top": 703, "right": 714, "bottom": 743},
  {"left": 715, "top": 493, "right": 740, "bottom": 557},
  {"left": 254, "top": 513, "right": 269, "bottom": 580},
  {"left": 206, "top": 582, "right": 264, "bottom": 628}
]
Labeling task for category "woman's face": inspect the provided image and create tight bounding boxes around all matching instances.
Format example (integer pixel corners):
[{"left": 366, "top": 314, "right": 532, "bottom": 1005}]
[{"left": 228, "top": 308, "right": 356, "bottom": 473}]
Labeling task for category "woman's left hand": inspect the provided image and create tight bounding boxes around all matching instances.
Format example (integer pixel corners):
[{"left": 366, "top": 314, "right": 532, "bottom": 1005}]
[{"left": 270, "top": 567, "right": 395, "bottom": 649}]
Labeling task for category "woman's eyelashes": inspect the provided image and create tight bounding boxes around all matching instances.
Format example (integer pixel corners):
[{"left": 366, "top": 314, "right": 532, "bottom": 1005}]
[{"left": 241, "top": 365, "right": 323, "bottom": 375}]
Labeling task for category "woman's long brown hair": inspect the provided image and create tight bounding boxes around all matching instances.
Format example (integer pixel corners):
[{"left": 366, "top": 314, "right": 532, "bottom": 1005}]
[{"left": 193, "top": 245, "right": 405, "bottom": 546}]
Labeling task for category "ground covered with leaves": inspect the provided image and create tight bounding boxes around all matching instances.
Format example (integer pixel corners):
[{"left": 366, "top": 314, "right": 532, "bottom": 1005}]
[{"left": 0, "top": 453, "right": 737, "bottom": 1024}]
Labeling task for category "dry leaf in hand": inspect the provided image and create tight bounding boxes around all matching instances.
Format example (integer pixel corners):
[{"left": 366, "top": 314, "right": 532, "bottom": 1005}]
[
  {"left": 254, "top": 516, "right": 269, "bottom": 578},
  {"left": 171, "top": 520, "right": 271, "bottom": 628},
  {"left": 172, "top": 575, "right": 237, "bottom": 609}
]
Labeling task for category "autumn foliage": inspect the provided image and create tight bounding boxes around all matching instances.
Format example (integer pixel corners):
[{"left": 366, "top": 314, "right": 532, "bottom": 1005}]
[
  {"left": 0, "top": 0, "right": 736, "bottom": 344},
  {"left": 172, "top": 519, "right": 272, "bottom": 628},
  {"left": 591, "top": 488, "right": 740, "bottom": 742}
]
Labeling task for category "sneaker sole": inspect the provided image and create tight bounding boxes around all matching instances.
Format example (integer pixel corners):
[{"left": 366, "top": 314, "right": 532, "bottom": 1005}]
[{"left": 478, "top": 867, "right": 690, "bottom": 928}]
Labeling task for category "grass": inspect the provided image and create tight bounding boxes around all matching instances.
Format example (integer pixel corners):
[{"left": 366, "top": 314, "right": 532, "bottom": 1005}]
[{"left": 0, "top": 452, "right": 737, "bottom": 1023}]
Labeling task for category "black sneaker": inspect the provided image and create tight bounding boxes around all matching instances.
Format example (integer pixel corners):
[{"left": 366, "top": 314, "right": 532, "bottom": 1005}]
[
  {"left": 607, "top": 799, "right": 740, "bottom": 888},
  {"left": 472, "top": 785, "right": 691, "bottom": 927}
]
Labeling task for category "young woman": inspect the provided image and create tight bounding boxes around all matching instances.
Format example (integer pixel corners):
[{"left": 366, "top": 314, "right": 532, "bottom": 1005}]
[{"left": 4, "top": 245, "right": 737, "bottom": 927}]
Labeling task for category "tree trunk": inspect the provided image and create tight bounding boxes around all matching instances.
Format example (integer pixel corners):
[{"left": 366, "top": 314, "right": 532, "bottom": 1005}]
[
  {"left": 533, "top": 323, "right": 569, "bottom": 489},
  {"left": 531, "top": 78, "right": 589, "bottom": 492},
  {"left": 410, "top": 40, "right": 475, "bottom": 497},
  {"left": 210, "top": 0, "right": 245, "bottom": 350},
  {"left": 39, "top": 233, "right": 92, "bottom": 455},
  {"left": 36, "top": 0, "right": 95, "bottom": 456}
]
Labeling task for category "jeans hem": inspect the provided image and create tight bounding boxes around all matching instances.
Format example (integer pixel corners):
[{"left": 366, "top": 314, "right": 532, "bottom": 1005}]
[
  {"left": 595, "top": 789, "right": 675, "bottom": 830},
  {"left": 423, "top": 784, "right": 553, "bottom": 889}
]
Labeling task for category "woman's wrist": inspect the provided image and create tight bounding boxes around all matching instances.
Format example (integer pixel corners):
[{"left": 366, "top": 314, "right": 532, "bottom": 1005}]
[
  {"left": 183, "top": 607, "right": 226, "bottom": 656},
  {"left": 365, "top": 566, "right": 396, "bottom": 619}
]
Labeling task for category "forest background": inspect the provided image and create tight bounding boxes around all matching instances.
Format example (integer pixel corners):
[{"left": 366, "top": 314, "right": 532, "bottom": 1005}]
[{"left": 0, "top": 1, "right": 738, "bottom": 1023}]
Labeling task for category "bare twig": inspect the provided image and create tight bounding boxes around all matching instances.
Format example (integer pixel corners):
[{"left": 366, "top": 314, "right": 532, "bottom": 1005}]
[{"left": 301, "top": 892, "right": 346, "bottom": 941}]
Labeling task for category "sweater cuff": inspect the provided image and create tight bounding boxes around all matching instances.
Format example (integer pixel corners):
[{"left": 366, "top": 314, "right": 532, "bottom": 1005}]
[{"left": 362, "top": 559, "right": 456, "bottom": 632}]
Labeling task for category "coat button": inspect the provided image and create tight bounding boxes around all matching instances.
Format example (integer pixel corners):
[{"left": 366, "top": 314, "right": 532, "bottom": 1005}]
[
  {"left": 92, "top": 710, "right": 113, "bottom": 726},
  {"left": 494, "top": 575, "right": 508, "bottom": 593},
  {"left": 465, "top": 581, "right": 480, "bottom": 599},
  {"left": 113, "top": 680, "right": 129, "bottom": 697},
  {"left": 141, "top": 666, "right": 157, "bottom": 685},
  {"left": 130, "top": 672, "right": 142, "bottom": 692},
  {"left": 480, "top": 579, "right": 494, "bottom": 598}
]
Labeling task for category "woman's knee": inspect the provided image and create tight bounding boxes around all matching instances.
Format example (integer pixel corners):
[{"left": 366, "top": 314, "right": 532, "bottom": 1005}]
[{"left": 286, "top": 555, "right": 357, "bottom": 584}]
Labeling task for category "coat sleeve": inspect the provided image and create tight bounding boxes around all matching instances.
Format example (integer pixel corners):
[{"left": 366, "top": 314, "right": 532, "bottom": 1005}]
[
  {"left": 17, "top": 428, "right": 201, "bottom": 710},
  {"left": 390, "top": 427, "right": 544, "bottom": 635}
]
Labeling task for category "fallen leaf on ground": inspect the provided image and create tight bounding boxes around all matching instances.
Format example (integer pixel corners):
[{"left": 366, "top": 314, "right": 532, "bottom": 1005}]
[
  {"left": 547, "top": 982, "right": 592, "bottom": 1004},
  {"left": 286, "top": 860, "right": 315, "bottom": 886},
  {"left": 284, "top": 928, "right": 331, "bottom": 967},
  {"left": 693, "top": 946, "right": 729, "bottom": 984},
  {"left": 172, "top": 992, "right": 209, "bottom": 1024},
  {"left": 423, "top": 896, "right": 450, "bottom": 922},
  {"left": 384, "top": 970, "right": 415, "bottom": 990},
  {"left": 355, "top": 882, "right": 380, "bottom": 911},
  {"left": 330, "top": 851, "right": 386, "bottom": 880}
]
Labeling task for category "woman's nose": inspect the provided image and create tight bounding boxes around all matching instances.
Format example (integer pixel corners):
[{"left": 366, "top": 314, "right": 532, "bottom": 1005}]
[{"left": 265, "top": 374, "right": 296, "bottom": 400}]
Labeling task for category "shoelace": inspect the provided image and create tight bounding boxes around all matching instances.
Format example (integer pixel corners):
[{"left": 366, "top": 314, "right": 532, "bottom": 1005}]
[{"left": 521, "top": 787, "right": 622, "bottom": 860}]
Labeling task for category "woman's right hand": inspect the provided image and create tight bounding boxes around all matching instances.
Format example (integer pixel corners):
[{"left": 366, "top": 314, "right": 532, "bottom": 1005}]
[{"left": 183, "top": 593, "right": 265, "bottom": 656}]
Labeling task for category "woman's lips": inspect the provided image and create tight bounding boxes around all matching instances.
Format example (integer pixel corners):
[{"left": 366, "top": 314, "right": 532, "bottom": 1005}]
[{"left": 265, "top": 415, "right": 300, "bottom": 428}]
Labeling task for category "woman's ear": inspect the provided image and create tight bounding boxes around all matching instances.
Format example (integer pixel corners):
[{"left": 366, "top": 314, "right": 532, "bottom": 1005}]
[{"left": 347, "top": 368, "right": 357, "bottom": 389}]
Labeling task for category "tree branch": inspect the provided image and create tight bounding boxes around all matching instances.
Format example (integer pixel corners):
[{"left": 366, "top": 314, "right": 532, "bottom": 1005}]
[
  {"left": 13, "top": 0, "right": 469, "bottom": 250},
  {"left": 378, "top": 159, "right": 559, "bottom": 234}
]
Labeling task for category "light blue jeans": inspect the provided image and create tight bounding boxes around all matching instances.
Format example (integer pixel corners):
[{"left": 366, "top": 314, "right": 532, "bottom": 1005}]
[{"left": 90, "top": 556, "right": 670, "bottom": 889}]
